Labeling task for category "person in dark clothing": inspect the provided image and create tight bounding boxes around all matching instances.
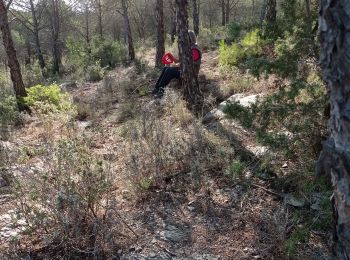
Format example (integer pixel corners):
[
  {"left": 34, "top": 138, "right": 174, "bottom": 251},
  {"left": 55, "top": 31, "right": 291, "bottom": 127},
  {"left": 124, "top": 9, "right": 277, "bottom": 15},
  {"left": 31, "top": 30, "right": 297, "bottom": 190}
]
[
  {"left": 152, "top": 67, "right": 181, "bottom": 97},
  {"left": 152, "top": 30, "right": 201, "bottom": 98}
]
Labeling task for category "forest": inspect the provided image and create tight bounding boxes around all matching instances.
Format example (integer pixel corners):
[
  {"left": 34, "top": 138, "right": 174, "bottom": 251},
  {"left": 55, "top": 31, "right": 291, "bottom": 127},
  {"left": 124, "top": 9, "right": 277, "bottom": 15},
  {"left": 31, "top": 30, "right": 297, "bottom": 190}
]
[{"left": 0, "top": 0, "right": 349, "bottom": 259}]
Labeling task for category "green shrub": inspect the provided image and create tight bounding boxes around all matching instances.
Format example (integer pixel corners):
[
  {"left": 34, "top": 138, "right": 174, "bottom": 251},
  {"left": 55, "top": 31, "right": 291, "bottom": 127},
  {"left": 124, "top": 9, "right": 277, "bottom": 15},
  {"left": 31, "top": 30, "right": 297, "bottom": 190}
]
[
  {"left": 219, "top": 29, "right": 263, "bottom": 68},
  {"left": 66, "top": 36, "right": 127, "bottom": 80},
  {"left": 85, "top": 61, "right": 105, "bottom": 82},
  {"left": 219, "top": 40, "right": 245, "bottom": 66},
  {"left": 225, "top": 159, "right": 246, "bottom": 179},
  {"left": 22, "top": 61, "right": 44, "bottom": 87},
  {"left": 0, "top": 70, "right": 9, "bottom": 87},
  {"left": 91, "top": 37, "right": 127, "bottom": 68},
  {"left": 284, "top": 226, "right": 309, "bottom": 257},
  {"left": 198, "top": 27, "right": 217, "bottom": 50},
  {"left": 244, "top": 56, "right": 273, "bottom": 79},
  {"left": 198, "top": 26, "right": 228, "bottom": 50},
  {"left": 222, "top": 101, "right": 255, "bottom": 128},
  {"left": 24, "top": 84, "right": 73, "bottom": 114},
  {"left": 0, "top": 88, "right": 18, "bottom": 139},
  {"left": 228, "top": 22, "right": 241, "bottom": 42},
  {"left": 241, "top": 29, "right": 263, "bottom": 56}
]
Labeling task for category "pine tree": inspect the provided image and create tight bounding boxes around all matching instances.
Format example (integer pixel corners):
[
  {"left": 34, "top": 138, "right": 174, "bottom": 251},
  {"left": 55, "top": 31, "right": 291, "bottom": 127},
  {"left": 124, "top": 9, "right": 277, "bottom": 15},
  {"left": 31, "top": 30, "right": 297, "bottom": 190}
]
[
  {"left": 0, "top": 0, "right": 27, "bottom": 98},
  {"left": 318, "top": 0, "right": 350, "bottom": 258},
  {"left": 155, "top": 0, "right": 165, "bottom": 68},
  {"left": 121, "top": 0, "right": 135, "bottom": 60},
  {"left": 176, "top": 0, "right": 202, "bottom": 110}
]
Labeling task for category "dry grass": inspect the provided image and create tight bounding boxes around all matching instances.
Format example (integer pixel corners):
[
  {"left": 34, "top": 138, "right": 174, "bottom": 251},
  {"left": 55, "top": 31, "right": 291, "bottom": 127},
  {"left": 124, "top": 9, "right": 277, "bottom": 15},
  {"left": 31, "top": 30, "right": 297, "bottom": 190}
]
[{"left": 0, "top": 50, "right": 332, "bottom": 259}]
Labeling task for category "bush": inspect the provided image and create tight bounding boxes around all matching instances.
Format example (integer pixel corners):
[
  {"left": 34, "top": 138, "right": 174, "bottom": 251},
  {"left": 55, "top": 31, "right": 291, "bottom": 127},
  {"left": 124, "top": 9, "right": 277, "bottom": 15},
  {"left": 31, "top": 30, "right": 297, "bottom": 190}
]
[
  {"left": 198, "top": 26, "right": 228, "bottom": 50},
  {"left": 22, "top": 61, "right": 44, "bottom": 87},
  {"left": 228, "top": 22, "right": 241, "bottom": 42},
  {"left": 85, "top": 61, "right": 105, "bottom": 82},
  {"left": 198, "top": 27, "right": 217, "bottom": 50},
  {"left": 12, "top": 138, "right": 125, "bottom": 258},
  {"left": 219, "top": 41, "right": 245, "bottom": 66},
  {"left": 24, "top": 84, "right": 74, "bottom": 114},
  {"left": 225, "top": 159, "right": 246, "bottom": 179},
  {"left": 91, "top": 37, "right": 127, "bottom": 68},
  {"left": 0, "top": 70, "right": 9, "bottom": 87},
  {"left": 241, "top": 29, "right": 263, "bottom": 56},
  {"left": 219, "top": 29, "right": 263, "bottom": 67},
  {"left": 0, "top": 88, "right": 18, "bottom": 140},
  {"left": 122, "top": 94, "right": 234, "bottom": 195},
  {"left": 66, "top": 36, "right": 127, "bottom": 80}
]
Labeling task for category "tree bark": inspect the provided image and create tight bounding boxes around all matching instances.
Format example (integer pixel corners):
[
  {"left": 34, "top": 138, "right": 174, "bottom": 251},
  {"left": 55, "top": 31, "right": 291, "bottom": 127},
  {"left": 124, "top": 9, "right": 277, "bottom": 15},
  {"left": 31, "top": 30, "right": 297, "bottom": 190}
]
[
  {"left": 192, "top": 0, "right": 199, "bottom": 36},
  {"left": 96, "top": 0, "right": 103, "bottom": 37},
  {"left": 0, "top": 0, "right": 26, "bottom": 97},
  {"left": 49, "top": 0, "right": 61, "bottom": 74},
  {"left": 318, "top": 0, "right": 350, "bottom": 258},
  {"left": 175, "top": 0, "right": 202, "bottom": 110},
  {"left": 170, "top": 0, "right": 176, "bottom": 43},
  {"left": 260, "top": 0, "right": 268, "bottom": 26},
  {"left": 85, "top": 3, "right": 90, "bottom": 43},
  {"left": 225, "top": 0, "right": 230, "bottom": 24},
  {"left": 305, "top": 0, "right": 312, "bottom": 35},
  {"left": 29, "top": 0, "right": 45, "bottom": 70},
  {"left": 264, "top": 0, "right": 276, "bottom": 24},
  {"left": 121, "top": 0, "right": 135, "bottom": 60},
  {"left": 155, "top": 0, "right": 165, "bottom": 68},
  {"left": 221, "top": 0, "right": 226, "bottom": 26}
]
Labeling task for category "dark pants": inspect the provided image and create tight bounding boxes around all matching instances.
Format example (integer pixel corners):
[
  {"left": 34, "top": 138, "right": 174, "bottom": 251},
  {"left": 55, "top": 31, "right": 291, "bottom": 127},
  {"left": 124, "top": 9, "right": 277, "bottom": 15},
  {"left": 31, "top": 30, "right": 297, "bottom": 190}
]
[{"left": 153, "top": 67, "right": 181, "bottom": 96}]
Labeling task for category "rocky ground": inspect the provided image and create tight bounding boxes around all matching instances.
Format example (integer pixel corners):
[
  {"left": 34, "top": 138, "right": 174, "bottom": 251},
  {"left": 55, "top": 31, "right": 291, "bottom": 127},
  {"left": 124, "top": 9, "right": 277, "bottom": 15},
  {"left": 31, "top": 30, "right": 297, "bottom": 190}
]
[{"left": 0, "top": 50, "right": 332, "bottom": 259}]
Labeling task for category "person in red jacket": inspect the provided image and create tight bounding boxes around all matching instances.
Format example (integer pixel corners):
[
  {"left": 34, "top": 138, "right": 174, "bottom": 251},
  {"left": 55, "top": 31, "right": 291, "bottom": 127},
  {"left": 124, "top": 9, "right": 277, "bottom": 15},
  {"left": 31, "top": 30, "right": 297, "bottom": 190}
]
[{"left": 152, "top": 30, "right": 202, "bottom": 98}]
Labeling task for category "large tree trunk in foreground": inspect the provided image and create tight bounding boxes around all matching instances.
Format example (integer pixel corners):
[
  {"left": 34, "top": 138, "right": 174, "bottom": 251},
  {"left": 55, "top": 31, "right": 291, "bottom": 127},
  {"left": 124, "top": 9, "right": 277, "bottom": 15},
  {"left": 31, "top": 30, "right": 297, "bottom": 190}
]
[
  {"left": 0, "top": 0, "right": 26, "bottom": 97},
  {"left": 121, "top": 0, "right": 135, "bottom": 60},
  {"left": 176, "top": 0, "right": 202, "bottom": 110},
  {"left": 318, "top": 0, "right": 350, "bottom": 258},
  {"left": 155, "top": 0, "right": 165, "bottom": 68}
]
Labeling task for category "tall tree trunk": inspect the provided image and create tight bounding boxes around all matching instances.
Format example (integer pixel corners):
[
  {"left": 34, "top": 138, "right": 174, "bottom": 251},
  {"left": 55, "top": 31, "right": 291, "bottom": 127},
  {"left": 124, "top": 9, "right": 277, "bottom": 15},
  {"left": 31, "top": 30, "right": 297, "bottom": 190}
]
[
  {"left": 29, "top": 0, "right": 45, "bottom": 70},
  {"left": 221, "top": 0, "right": 226, "bottom": 26},
  {"left": 175, "top": 0, "right": 202, "bottom": 110},
  {"left": 121, "top": 0, "right": 135, "bottom": 60},
  {"left": 97, "top": 0, "right": 103, "bottom": 37},
  {"left": 260, "top": 0, "right": 268, "bottom": 26},
  {"left": 155, "top": 0, "right": 165, "bottom": 68},
  {"left": 225, "top": 0, "right": 230, "bottom": 24},
  {"left": 50, "top": 0, "right": 61, "bottom": 74},
  {"left": 25, "top": 39, "right": 31, "bottom": 65},
  {"left": 192, "top": 0, "right": 199, "bottom": 35},
  {"left": 318, "top": 0, "right": 350, "bottom": 258},
  {"left": 85, "top": 3, "right": 90, "bottom": 43},
  {"left": 305, "top": 0, "right": 312, "bottom": 35},
  {"left": 264, "top": 0, "right": 276, "bottom": 24},
  {"left": 170, "top": 0, "right": 176, "bottom": 43},
  {"left": 0, "top": 0, "right": 26, "bottom": 97}
]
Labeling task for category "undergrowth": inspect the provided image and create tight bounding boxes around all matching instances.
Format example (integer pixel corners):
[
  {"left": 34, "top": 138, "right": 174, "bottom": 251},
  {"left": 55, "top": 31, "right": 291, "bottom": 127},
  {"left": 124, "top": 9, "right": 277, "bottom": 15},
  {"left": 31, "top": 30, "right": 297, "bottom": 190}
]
[{"left": 9, "top": 137, "right": 129, "bottom": 258}]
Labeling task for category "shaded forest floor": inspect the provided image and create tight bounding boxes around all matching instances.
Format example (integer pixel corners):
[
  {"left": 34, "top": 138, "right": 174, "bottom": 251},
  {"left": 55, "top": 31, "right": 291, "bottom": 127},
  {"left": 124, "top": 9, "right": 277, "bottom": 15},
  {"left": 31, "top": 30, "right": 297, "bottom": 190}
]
[{"left": 0, "top": 50, "right": 332, "bottom": 259}]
